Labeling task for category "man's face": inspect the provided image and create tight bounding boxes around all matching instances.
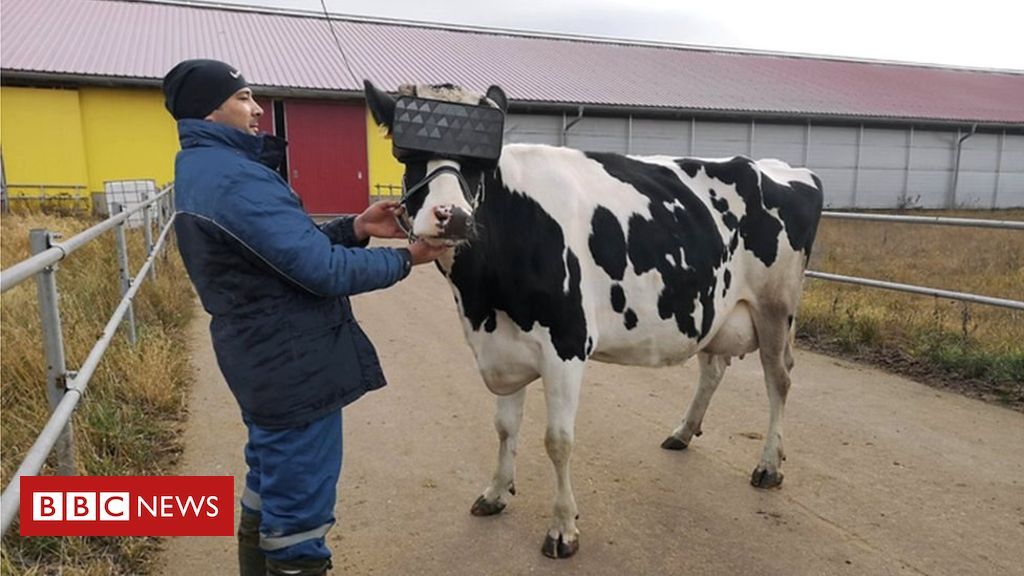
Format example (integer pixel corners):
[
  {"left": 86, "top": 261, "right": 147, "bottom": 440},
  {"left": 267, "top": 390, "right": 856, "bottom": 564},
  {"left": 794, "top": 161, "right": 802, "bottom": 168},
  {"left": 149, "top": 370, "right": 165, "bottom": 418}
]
[{"left": 207, "top": 87, "right": 263, "bottom": 135}]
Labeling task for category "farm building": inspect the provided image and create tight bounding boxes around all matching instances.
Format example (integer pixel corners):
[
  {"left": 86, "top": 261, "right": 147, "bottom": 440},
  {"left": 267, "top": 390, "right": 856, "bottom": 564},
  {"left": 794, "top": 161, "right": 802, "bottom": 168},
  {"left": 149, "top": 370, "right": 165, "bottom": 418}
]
[{"left": 2, "top": 0, "right": 1023, "bottom": 214}]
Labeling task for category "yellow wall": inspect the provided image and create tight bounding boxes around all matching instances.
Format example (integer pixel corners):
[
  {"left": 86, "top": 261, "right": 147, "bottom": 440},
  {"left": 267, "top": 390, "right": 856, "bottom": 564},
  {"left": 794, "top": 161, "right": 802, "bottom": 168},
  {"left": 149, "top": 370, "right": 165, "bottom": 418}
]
[
  {"left": 0, "top": 87, "right": 90, "bottom": 200},
  {"left": 79, "top": 87, "right": 178, "bottom": 196},
  {"left": 0, "top": 86, "right": 178, "bottom": 208},
  {"left": 366, "top": 108, "right": 404, "bottom": 198},
  {"left": 3, "top": 88, "right": 404, "bottom": 208}
]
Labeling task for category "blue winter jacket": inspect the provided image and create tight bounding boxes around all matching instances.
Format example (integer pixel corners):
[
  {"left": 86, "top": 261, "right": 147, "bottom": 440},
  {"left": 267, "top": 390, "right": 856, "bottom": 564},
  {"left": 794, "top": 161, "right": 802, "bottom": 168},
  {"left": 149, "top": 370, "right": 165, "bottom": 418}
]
[{"left": 172, "top": 119, "right": 412, "bottom": 428}]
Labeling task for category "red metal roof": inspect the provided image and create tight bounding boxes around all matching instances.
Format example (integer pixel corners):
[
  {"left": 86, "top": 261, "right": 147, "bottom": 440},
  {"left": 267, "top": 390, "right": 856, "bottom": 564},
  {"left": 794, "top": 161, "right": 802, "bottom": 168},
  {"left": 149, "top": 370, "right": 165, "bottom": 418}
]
[{"left": 3, "top": 0, "right": 1023, "bottom": 125}]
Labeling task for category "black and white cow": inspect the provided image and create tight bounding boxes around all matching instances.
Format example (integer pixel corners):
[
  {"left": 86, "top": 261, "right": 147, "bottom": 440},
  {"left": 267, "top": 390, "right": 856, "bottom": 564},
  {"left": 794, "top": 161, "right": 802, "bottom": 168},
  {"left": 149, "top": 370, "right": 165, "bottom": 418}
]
[{"left": 365, "top": 81, "right": 824, "bottom": 559}]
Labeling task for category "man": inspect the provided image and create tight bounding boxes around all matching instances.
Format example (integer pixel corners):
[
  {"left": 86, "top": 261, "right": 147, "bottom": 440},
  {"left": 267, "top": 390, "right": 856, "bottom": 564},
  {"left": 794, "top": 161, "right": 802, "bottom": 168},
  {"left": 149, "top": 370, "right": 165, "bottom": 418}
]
[{"left": 163, "top": 59, "right": 446, "bottom": 576}]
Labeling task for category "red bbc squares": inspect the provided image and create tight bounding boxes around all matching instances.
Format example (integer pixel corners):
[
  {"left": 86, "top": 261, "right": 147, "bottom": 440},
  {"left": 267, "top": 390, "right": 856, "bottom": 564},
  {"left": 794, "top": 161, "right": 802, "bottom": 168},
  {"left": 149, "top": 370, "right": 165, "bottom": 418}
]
[{"left": 20, "top": 476, "right": 233, "bottom": 536}]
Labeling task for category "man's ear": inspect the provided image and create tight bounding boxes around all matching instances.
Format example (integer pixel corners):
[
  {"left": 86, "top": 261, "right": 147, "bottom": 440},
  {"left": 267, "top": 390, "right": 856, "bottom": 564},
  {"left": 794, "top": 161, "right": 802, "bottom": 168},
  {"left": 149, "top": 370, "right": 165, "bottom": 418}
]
[
  {"left": 485, "top": 85, "right": 508, "bottom": 113},
  {"left": 364, "top": 80, "right": 396, "bottom": 132}
]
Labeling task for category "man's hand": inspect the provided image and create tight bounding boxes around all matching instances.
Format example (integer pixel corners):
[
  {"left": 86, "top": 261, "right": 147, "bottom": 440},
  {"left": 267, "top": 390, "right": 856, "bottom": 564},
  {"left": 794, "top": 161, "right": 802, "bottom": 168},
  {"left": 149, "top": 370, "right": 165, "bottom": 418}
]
[
  {"left": 354, "top": 201, "right": 407, "bottom": 241},
  {"left": 407, "top": 240, "right": 449, "bottom": 265}
]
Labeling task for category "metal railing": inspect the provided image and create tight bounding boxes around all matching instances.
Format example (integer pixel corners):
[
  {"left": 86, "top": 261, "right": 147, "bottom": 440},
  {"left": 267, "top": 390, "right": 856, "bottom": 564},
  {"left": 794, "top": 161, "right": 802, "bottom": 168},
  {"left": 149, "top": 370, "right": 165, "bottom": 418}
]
[
  {"left": 2, "top": 184, "right": 91, "bottom": 214},
  {"left": 807, "top": 211, "right": 1024, "bottom": 310},
  {"left": 0, "top": 185, "right": 176, "bottom": 536},
  {"left": 820, "top": 211, "right": 1024, "bottom": 230},
  {"left": 371, "top": 183, "right": 403, "bottom": 203},
  {"left": 3, "top": 183, "right": 88, "bottom": 197}
]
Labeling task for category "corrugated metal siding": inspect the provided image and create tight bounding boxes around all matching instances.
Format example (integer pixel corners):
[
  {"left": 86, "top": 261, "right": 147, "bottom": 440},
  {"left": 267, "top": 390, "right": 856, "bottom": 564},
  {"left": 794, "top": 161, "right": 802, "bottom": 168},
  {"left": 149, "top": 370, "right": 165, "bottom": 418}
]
[
  {"left": 3, "top": 0, "right": 1023, "bottom": 125},
  {"left": 996, "top": 136, "right": 1024, "bottom": 207}
]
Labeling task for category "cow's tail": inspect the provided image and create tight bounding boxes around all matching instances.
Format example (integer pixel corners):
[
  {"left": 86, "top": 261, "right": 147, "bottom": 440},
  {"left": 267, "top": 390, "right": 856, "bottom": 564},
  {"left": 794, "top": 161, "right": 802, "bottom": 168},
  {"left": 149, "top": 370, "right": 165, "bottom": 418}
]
[
  {"left": 790, "top": 171, "right": 824, "bottom": 371},
  {"left": 802, "top": 173, "right": 826, "bottom": 267}
]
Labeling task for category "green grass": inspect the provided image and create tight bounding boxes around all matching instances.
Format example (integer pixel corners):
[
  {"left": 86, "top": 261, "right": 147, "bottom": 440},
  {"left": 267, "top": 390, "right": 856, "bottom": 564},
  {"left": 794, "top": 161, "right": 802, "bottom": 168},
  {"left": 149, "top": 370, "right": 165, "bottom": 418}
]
[
  {"left": 798, "top": 209, "right": 1024, "bottom": 409},
  {"left": 1, "top": 212, "right": 196, "bottom": 575}
]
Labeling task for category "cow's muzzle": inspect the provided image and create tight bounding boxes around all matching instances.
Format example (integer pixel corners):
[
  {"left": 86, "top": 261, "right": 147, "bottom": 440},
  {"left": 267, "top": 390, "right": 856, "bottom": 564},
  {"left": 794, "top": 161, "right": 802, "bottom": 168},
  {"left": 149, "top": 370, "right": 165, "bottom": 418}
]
[{"left": 434, "top": 205, "right": 474, "bottom": 240}]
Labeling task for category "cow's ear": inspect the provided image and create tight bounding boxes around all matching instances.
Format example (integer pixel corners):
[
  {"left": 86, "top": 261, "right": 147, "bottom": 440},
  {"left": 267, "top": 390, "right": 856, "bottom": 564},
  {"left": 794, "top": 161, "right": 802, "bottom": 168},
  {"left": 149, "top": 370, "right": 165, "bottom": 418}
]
[
  {"left": 485, "top": 85, "right": 508, "bottom": 113},
  {"left": 364, "top": 80, "right": 396, "bottom": 132}
]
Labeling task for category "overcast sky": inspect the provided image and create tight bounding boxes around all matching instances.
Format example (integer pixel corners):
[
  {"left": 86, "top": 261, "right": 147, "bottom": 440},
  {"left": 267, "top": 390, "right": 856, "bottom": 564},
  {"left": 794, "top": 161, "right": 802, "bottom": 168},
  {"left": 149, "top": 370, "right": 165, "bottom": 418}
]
[{"left": 198, "top": 0, "right": 1024, "bottom": 70}]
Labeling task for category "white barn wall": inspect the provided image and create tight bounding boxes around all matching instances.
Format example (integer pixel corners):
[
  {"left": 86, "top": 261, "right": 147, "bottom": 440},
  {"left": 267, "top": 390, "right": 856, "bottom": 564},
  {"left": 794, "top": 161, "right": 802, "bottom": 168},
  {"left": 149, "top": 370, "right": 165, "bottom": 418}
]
[
  {"left": 629, "top": 118, "right": 693, "bottom": 156},
  {"left": 691, "top": 121, "right": 750, "bottom": 158},
  {"left": 997, "top": 134, "right": 1024, "bottom": 208},
  {"left": 858, "top": 128, "right": 909, "bottom": 209},
  {"left": 505, "top": 114, "right": 562, "bottom": 146},
  {"left": 565, "top": 117, "right": 629, "bottom": 153},
  {"left": 957, "top": 133, "right": 1000, "bottom": 208},
  {"left": 503, "top": 111, "right": 1023, "bottom": 209},
  {"left": 751, "top": 123, "right": 806, "bottom": 166},
  {"left": 909, "top": 129, "right": 956, "bottom": 208},
  {"left": 806, "top": 125, "right": 858, "bottom": 207}
]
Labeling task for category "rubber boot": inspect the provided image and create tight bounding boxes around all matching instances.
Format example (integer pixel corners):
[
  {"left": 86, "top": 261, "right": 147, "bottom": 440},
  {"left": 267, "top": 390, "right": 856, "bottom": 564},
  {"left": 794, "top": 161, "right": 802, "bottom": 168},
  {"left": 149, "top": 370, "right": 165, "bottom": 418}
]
[
  {"left": 266, "top": 557, "right": 332, "bottom": 576},
  {"left": 238, "top": 511, "right": 265, "bottom": 576}
]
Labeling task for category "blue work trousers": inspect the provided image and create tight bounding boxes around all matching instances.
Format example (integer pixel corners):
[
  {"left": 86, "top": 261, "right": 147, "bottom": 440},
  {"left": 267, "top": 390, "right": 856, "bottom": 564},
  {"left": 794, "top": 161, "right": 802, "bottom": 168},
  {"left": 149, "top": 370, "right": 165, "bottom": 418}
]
[{"left": 240, "top": 410, "right": 343, "bottom": 562}]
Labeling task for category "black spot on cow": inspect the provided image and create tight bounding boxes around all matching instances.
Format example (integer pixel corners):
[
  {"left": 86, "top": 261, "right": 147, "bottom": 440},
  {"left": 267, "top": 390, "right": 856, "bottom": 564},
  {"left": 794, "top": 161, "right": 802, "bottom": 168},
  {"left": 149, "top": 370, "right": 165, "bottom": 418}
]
[
  {"left": 678, "top": 156, "right": 823, "bottom": 266},
  {"left": 449, "top": 171, "right": 588, "bottom": 361},
  {"left": 761, "top": 173, "right": 824, "bottom": 263},
  {"left": 723, "top": 269, "right": 732, "bottom": 297},
  {"left": 586, "top": 152, "right": 725, "bottom": 340},
  {"left": 624, "top": 309, "right": 638, "bottom": 330},
  {"left": 484, "top": 311, "right": 497, "bottom": 333},
  {"left": 610, "top": 284, "right": 626, "bottom": 313},
  {"left": 708, "top": 189, "right": 739, "bottom": 230},
  {"left": 678, "top": 157, "right": 780, "bottom": 267},
  {"left": 590, "top": 206, "right": 627, "bottom": 281},
  {"left": 586, "top": 337, "right": 594, "bottom": 356}
]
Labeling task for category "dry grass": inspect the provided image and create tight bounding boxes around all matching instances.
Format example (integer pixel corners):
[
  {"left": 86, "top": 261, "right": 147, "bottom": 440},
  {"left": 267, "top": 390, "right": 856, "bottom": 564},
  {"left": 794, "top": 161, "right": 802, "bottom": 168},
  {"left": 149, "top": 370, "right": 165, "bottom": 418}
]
[
  {"left": 799, "top": 209, "right": 1024, "bottom": 409},
  {"left": 1, "top": 212, "right": 195, "bottom": 575}
]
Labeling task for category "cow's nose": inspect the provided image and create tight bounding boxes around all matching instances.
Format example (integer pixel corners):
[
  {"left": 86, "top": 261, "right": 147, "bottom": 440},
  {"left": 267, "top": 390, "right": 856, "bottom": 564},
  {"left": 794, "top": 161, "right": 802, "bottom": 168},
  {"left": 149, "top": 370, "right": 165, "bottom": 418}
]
[{"left": 435, "top": 205, "right": 473, "bottom": 239}]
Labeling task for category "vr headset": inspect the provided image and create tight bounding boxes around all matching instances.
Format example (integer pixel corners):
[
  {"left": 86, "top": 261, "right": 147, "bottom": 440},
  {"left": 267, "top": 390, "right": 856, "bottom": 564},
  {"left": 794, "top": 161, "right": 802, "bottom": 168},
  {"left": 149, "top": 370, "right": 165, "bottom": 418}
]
[{"left": 391, "top": 95, "right": 505, "bottom": 168}]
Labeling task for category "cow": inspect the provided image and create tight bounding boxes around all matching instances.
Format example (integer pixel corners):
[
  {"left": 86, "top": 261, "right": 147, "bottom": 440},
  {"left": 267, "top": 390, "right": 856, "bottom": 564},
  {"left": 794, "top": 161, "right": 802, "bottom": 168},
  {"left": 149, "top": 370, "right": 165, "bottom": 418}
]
[{"left": 364, "top": 80, "right": 824, "bottom": 559}]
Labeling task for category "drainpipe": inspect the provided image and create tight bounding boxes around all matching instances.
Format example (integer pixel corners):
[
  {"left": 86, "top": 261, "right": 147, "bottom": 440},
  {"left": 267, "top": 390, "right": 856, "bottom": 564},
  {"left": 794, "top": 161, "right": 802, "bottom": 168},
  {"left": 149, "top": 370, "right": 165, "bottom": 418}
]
[
  {"left": 561, "top": 106, "right": 584, "bottom": 147},
  {"left": 950, "top": 123, "right": 977, "bottom": 208}
]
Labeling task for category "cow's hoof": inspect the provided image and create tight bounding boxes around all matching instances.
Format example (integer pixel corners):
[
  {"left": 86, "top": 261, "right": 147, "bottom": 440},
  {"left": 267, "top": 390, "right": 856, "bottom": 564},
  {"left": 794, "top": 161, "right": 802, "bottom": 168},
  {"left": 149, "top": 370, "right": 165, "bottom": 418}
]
[
  {"left": 542, "top": 534, "right": 578, "bottom": 559},
  {"left": 470, "top": 495, "right": 506, "bottom": 516},
  {"left": 660, "top": 436, "right": 688, "bottom": 450},
  {"left": 750, "top": 466, "right": 784, "bottom": 489}
]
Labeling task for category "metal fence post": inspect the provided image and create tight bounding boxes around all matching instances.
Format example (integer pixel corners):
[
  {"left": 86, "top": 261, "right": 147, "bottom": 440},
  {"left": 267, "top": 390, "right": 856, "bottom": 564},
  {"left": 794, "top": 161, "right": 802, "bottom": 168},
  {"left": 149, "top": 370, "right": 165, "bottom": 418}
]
[
  {"left": 113, "top": 202, "right": 138, "bottom": 345},
  {"left": 155, "top": 192, "right": 164, "bottom": 236},
  {"left": 29, "top": 229, "right": 77, "bottom": 476},
  {"left": 167, "top": 187, "right": 176, "bottom": 255},
  {"left": 142, "top": 192, "right": 156, "bottom": 281}
]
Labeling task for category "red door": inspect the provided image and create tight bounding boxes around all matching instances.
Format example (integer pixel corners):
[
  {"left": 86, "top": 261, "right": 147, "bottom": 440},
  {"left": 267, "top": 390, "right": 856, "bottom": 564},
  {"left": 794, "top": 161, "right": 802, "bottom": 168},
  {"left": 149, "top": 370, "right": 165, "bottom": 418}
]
[{"left": 284, "top": 100, "right": 368, "bottom": 215}]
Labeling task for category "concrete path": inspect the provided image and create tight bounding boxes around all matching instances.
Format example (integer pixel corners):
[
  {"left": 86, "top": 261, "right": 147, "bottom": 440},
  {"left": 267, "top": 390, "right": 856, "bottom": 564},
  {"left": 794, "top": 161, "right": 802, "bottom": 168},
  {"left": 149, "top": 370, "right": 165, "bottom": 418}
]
[{"left": 158, "top": 259, "right": 1024, "bottom": 576}]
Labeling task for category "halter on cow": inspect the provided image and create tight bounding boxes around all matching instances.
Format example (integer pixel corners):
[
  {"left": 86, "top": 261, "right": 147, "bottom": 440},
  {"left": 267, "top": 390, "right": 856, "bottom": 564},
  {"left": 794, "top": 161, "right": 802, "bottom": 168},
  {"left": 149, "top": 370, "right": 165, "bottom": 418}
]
[{"left": 365, "top": 80, "right": 824, "bottom": 559}]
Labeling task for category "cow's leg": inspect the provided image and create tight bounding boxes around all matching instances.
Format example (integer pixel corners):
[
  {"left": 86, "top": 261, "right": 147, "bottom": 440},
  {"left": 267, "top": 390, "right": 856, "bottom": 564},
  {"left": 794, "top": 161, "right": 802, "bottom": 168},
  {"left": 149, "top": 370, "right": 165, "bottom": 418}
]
[
  {"left": 661, "top": 352, "right": 728, "bottom": 450},
  {"left": 661, "top": 353, "right": 729, "bottom": 450},
  {"left": 471, "top": 387, "right": 526, "bottom": 516},
  {"left": 750, "top": 309, "right": 792, "bottom": 489},
  {"left": 541, "top": 361, "right": 584, "bottom": 559}
]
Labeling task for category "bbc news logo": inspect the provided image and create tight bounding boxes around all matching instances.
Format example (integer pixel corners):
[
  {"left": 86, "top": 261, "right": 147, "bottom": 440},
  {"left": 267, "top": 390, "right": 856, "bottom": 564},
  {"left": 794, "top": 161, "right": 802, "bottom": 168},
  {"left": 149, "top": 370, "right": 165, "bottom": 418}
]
[
  {"left": 21, "top": 476, "right": 233, "bottom": 536},
  {"left": 33, "top": 491, "right": 132, "bottom": 521}
]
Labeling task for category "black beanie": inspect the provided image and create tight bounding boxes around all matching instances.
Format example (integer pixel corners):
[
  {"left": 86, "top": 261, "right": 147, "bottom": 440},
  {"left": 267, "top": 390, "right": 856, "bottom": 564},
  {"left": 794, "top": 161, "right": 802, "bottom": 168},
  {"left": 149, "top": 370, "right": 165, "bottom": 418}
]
[{"left": 162, "top": 59, "right": 249, "bottom": 120}]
